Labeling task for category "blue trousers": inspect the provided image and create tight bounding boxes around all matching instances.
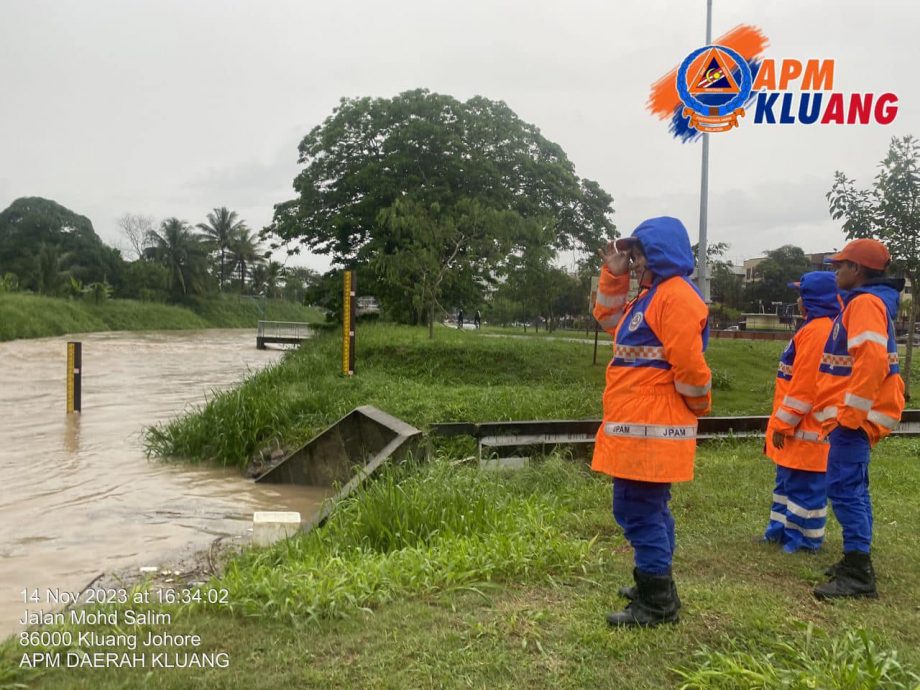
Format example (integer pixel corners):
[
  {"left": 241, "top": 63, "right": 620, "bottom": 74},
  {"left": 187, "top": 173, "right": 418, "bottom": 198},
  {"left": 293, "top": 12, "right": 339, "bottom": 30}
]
[
  {"left": 826, "top": 426, "right": 873, "bottom": 553},
  {"left": 764, "top": 465, "right": 827, "bottom": 552},
  {"left": 612, "top": 478, "right": 674, "bottom": 575}
]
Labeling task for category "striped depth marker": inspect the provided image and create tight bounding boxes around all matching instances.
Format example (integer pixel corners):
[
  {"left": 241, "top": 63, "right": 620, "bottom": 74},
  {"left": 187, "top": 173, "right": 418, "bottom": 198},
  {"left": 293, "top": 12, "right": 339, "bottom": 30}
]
[
  {"left": 342, "top": 271, "right": 355, "bottom": 376},
  {"left": 66, "top": 341, "right": 82, "bottom": 413}
]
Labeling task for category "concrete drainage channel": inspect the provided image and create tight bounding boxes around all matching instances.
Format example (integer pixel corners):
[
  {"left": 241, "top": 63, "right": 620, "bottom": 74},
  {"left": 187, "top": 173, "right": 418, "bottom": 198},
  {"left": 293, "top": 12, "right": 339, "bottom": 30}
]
[
  {"left": 250, "top": 405, "right": 425, "bottom": 546},
  {"left": 246, "top": 408, "right": 920, "bottom": 546}
]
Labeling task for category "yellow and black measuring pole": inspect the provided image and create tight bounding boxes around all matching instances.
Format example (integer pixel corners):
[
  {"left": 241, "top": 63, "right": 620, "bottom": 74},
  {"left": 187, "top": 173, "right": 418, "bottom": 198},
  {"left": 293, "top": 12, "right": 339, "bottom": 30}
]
[
  {"left": 342, "top": 271, "right": 356, "bottom": 376},
  {"left": 66, "top": 341, "right": 82, "bottom": 413}
]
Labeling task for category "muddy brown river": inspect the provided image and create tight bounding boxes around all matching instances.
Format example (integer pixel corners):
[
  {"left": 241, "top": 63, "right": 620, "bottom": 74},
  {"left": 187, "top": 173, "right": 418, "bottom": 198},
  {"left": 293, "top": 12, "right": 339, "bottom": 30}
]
[{"left": 0, "top": 329, "right": 331, "bottom": 639}]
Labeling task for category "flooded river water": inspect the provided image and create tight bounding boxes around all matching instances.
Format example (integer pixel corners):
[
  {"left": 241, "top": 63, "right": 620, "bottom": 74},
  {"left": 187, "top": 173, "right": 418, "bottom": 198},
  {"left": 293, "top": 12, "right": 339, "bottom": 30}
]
[{"left": 0, "top": 329, "right": 330, "bottom": 639}]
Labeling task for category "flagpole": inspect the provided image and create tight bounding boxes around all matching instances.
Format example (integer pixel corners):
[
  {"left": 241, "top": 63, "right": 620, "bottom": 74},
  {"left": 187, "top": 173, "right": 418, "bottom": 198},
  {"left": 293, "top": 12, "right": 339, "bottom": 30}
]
[{"left": 698, "top": 0, "right": 712, "bottom": 302}]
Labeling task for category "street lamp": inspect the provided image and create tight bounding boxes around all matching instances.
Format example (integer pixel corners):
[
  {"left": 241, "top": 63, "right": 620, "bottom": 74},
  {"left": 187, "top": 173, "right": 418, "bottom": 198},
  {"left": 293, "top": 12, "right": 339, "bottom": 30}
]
[{"left": 697, "top": 0, "right": 713, "bottom": 303}]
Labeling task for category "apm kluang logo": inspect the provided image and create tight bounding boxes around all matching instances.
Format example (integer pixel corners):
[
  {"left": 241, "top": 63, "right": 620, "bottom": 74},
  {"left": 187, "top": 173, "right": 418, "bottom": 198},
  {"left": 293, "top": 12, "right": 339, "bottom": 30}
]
[
  {"left": 676, "top": 45, "right": 753, "bottom": 132},
  {"left": 649, "top": 25, "right": 900, "bottom": 141}
]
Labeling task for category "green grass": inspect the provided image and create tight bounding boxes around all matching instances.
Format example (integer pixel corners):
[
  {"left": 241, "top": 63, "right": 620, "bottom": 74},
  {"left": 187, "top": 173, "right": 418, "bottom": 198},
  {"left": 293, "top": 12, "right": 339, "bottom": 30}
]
[
  {"left": 6, "top": 325, "right": 920, "bottom": 688},
  {"left": 145, "top": 324, "right": 787, "bottom": 469},
  {"left": 4, "top": 439, "right": 920, "bottom": 688},
  {"left": 0, "top": 293, "right": 325, "bottom": 342},
  {"left": 675, "top": 625, "right": 920, "bottom": 689}
]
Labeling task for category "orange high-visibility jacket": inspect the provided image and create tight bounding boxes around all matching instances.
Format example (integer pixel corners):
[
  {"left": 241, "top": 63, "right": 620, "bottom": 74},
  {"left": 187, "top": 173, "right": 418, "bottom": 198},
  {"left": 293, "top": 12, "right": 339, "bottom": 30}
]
[
  {"left": 765, "top": 316, "right": 835, "bottom": 471},
  {"left": 591, "top": 266, "right": 711, "bottom": 483},
  {"left": 813, "top": 288, "right": 905, "bottom": 445}
]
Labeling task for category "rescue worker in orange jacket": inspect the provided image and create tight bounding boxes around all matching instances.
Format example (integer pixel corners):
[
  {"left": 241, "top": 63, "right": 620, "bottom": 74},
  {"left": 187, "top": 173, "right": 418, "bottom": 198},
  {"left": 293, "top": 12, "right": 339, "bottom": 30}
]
[
  {"left": 763, "top": 272, "right": 841, "bottom": 553},
  {"left": 592, "top": 216, "right": 711, "bottom": 628},
  {"left": 811, "top": 238, "right": 905, "bottom": 599}
]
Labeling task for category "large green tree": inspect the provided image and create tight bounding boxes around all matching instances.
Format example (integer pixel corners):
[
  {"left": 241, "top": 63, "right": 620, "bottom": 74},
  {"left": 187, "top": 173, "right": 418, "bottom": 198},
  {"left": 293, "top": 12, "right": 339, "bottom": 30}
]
[
  {"left": 744, "top": 245, "right": 811, "bottom": 312},
  {"left": 828, "top": 134, "right": 920, "bottom": 398},
  {"left": 265, "top": 89, "right": 615, "bottom": 332},
  {"left": 0, "top": 197, "right": 124, "bottom": 293}
]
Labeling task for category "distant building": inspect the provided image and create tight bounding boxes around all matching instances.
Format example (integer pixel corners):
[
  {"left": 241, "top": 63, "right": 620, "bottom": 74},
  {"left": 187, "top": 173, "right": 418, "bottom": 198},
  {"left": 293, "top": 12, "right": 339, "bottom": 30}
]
[
  {"left": 742, "top": 252, "right": 836, "bottom": 284},
  {"left": 742, "top": 257, "right": 766, "bottom": 283},
  {"left": 806, "top": 252, "right": 837, "bottom": 272}
]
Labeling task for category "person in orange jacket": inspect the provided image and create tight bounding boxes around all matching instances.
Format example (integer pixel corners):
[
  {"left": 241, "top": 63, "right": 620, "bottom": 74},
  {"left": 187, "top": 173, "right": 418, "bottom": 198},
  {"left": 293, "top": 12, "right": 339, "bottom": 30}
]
[
  {"left": 811, "top": 238, "right": 905, "bottom": 599},
  {"left": 592, "top": 216, "right": 711, "bottom": 628},
  {"left": 763, "top": 272, "right": 841, "bottom": 553}
]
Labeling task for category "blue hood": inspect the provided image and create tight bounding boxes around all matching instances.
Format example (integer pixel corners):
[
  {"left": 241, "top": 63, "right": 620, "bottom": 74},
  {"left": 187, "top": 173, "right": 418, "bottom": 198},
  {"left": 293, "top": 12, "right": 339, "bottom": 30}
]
[
  {"left": 629, "top": 217, "right": 694, "bottom": 281},
  {"left": 797, "top": 271, "right": 840, "bottom": 321},
  {"left": 846, "top": 278, "right": 904, "bottom": 319}
]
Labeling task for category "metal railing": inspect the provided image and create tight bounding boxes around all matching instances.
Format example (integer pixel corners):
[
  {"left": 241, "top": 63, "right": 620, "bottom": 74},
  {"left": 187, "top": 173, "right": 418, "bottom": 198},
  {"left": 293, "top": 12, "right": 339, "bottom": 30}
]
[{"left": 257, "top": 321, "right": 313, "bottom": 349}]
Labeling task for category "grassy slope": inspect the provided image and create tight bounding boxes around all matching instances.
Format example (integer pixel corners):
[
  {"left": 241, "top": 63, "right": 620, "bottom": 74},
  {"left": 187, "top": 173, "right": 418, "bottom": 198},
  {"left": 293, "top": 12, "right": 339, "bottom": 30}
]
[
  {"left": 3, "top": 441, "right": 919, "bottom": 689},
  {"left": 145, "top": 324, "right": 787, "bottom": 468},
  {"left": 0, "top": 293, "right": 326, "bottom": 341},
  {"left": 5, "top": 325, "right": 920, "bottom": 688}
]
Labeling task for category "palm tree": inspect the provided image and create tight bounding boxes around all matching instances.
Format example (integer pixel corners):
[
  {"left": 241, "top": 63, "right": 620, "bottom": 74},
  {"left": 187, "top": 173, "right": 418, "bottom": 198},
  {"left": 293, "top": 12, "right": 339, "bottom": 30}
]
[
  {"left": 146, "top": 218, "right": 209, "bottom": 298},
  {"left": 265, "top": 261, "right": 285, "bottom": 299},
  {"left": 249, "top": 264, "right": 268, "bottom": 296},
  {"left": 227, "top": 227, "right": 265, "bottom": 293},
  {"left": 197, "top": 207, "right": 246, "bottom": 292},
  {"left": 282, "top": 266, "right": 320, "bottom": 303}
]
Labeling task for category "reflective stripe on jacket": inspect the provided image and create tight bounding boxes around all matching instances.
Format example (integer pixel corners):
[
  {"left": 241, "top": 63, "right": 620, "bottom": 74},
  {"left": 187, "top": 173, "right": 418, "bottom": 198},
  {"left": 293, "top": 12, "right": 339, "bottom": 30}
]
[
  {"left": 765, "top": 317, "right": 833, "bottom": 471},
  {"left": 813, "top": 291, "right": 904, "bottom": 445},
  {"left": 591, "top": 265, "right": 711, "bottom": 483}
]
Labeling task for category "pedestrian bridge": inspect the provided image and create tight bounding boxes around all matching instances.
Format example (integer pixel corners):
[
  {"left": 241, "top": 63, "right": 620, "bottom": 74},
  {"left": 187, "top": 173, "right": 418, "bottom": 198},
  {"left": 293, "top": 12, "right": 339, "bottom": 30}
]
[{"left": 256, "top": 321, "right": 312, "bottom": 349}]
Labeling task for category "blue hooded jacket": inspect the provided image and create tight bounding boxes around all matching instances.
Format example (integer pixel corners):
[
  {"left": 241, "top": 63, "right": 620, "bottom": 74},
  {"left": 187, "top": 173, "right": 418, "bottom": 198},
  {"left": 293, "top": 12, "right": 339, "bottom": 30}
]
[
  {"left": 845, "top": 278, "right": 903, "bottom": 320},
  {"left": 627, "top": 216, "right": 695, "bottom": 283},
  {"left": 795, "top": 271, "right": 840, "bottom": 322},
  {"left": 624, "top": 216, "right": 709, "bottom": 349}
]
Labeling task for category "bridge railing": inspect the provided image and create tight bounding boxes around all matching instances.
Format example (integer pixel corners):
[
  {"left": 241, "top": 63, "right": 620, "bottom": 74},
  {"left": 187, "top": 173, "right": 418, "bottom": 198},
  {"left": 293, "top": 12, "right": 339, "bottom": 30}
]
[{"left": 257, "top": 320, "right": 313, "bottom": 342}]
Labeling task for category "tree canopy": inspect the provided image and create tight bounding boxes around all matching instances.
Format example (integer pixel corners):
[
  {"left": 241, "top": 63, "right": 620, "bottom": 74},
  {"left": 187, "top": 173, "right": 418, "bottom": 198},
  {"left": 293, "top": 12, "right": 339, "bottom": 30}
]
[
  {"left": 744, "top": 245, "right": 811, "bottom": 311},
  {"left": 828, "top": 134, "right": 920, "bottom": 397},
  {"left": 264, "top": 89, "right": 615, "bottom": 328},
  {"left": 198, "top": 207, "right": 247, "bottom": 291},
  {"left": 0, "top": 197, "right": 123, "bottom": 293}
]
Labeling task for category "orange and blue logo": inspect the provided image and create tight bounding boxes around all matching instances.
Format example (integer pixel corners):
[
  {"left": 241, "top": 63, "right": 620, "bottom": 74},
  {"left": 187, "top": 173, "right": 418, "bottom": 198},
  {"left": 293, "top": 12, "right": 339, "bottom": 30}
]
[
  {"left": 677, "top": 44, "right": 753, "bottom": 132},
  {"left": 649, "top": 25, "right": 900, "bottom": 141}
]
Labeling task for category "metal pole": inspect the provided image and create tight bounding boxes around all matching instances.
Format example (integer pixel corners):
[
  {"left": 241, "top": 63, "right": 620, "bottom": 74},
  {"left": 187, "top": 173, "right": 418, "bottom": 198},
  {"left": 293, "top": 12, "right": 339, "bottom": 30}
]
[
  {"left": 342, "top": 271, "right": 355, "bottom": 376},
  {"left": 697, "top": 0, "right": 712, "bottom": 303},
  {"left": 593, "top": 321, "right": 599, "bottom": 365},
  {"left": 66, "top": 341, "right": 82, "bottom": 413}
]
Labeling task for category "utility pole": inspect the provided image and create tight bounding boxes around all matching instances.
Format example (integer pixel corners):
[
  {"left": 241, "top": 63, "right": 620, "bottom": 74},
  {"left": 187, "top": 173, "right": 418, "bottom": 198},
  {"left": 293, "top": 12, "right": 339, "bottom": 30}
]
[{"left": 697, "top": 0, "right": 713, "bottom": 302}]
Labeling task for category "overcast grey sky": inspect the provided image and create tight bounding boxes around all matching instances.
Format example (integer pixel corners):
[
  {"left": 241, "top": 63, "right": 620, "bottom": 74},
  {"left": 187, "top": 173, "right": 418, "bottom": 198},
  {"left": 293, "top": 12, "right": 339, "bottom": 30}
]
[{"left": 1, "top": 0, "right": 918, "bottom": 272}]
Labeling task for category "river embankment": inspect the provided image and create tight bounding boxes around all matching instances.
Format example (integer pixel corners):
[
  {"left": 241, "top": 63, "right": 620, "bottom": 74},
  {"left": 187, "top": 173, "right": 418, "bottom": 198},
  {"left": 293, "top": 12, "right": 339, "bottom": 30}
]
[
  {"left": 4, "top": 326, "right": 919, "bottom": 688},
  {"left": 0, "top": 329, "right": 331, "bottom": 642},
  {"left": 0, "top": 292, "right": 325, "bottom": 342}
]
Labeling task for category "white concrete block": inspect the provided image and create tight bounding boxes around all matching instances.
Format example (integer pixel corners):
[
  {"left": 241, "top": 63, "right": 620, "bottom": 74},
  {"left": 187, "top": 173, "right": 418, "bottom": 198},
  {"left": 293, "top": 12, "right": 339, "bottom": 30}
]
[
  {"left": 480, "top": 456, "right": 529, "bottom": 471},
  {"left": 252, "top": 511, "right": 302, "bottom": 547}
]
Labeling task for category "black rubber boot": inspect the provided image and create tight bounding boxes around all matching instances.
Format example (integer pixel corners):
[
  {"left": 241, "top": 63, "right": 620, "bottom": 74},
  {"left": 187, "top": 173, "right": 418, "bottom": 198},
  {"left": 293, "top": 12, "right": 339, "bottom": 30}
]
[
  {"left": 823, "top": 556, "right": 844, "bottom": 577},
  {"left": 618, "top": 568, "right": 682, "bottom": 609},
  {"left": 814, "top": 551, "right": 878, "bottom": 600},
  {"left": 617, "top": 583, "right": 637, "bottom": 600},
  {"left": 607, "top": 570, "right": 680, "bottom": 627},
  {"left": 617, "top": 568, "right": 639, "bottom": 600}
]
